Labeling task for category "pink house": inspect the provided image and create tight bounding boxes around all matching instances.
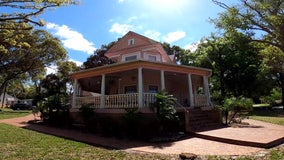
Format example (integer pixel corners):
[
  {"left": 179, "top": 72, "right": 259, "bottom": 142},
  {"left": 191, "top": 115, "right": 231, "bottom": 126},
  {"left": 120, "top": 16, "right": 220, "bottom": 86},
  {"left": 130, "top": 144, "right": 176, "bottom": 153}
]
[{"left": 70, "top": 31, "right": 213, "bottom": 115}]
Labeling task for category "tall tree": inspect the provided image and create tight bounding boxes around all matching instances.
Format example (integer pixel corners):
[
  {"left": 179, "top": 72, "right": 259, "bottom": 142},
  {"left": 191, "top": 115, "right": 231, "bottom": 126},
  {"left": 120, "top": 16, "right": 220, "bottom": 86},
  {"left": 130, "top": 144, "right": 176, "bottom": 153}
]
[
  {"left": 212, "top": 0, "right": 284, "bottom": 105},
  {"left": 83, "top": 41, "right": 116, "bottom": 69},
  {"left": 212, "top": 0, "right": 284, "bottom": 51},
  {"left": 161, "top": 42, "right": 191, "bottom": 65},
  {"left": 57, "top": 61, "right": 80, "bottom": 95},
  {"left": 192, "top": 32, "right": 261, "bottom": 100},
  {"left": 0, "top": 0, "right": 78, "bottom": 30},
  {"left": 0, "top": 28, "right": 67, "bottom": 96}
]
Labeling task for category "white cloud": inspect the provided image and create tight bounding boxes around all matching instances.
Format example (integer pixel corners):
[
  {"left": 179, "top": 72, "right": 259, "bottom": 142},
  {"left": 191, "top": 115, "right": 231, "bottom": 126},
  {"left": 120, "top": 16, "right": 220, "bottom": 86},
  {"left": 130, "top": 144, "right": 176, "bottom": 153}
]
[
  {"left": 184, "top": 42, "right": 199, "bottom": 52},
  {"left": 144, "top": 30, "right": 161, "bottom": 41},
  {"left": 46, "top": 22, "right": 96, "bottom": 54},
  {"left": 45, "top": 65, "right": 58, "bottom": 75},
  {"left": 118, "top": 0, "right": 125, "bottom": 3},
  {"left": 127, "top": 16, "right": 137, "bottom": 23},
  {"left": 70, "top": 59, "right": 83, "bottom": 67},
  {"left": 109, "top": 23, "right": 134, "bottom": 35},
  {"left": 163, "top": 31, "right": 186, "bottom": 43}
]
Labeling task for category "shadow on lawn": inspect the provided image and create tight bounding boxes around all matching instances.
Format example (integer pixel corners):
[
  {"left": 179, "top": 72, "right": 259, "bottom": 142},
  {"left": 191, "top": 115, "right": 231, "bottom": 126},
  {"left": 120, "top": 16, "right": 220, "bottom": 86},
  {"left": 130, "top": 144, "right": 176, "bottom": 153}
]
[
  {"left": 249, "top": 108, "right": 284, "bottom": 117},
  {"left": 22, "top": 120, "right": 187, "bottom": 150}
]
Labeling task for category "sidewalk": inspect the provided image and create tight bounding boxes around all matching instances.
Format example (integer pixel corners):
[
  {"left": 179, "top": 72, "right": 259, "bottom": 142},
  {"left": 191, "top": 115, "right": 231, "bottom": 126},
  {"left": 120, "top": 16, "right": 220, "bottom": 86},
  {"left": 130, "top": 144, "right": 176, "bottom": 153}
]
[{"left": 1, "top": 114, "right": 284, "bottom": 156}]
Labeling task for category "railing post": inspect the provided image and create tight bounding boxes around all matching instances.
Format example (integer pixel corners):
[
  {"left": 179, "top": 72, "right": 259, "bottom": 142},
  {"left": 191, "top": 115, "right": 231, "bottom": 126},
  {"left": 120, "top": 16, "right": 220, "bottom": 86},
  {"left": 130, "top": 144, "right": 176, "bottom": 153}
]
[
  {"left": 161, "top": 70, "right": 165, "bottom": 90},
  {"left": 187, "top": 74, "right": 194, "bottom": 108},
  {"left": 100, "top": 74, "right": 105, "bottom": 109},
  {"left": 72, "top": 79, "right": 78, "bottom": 108},
  {"left": 203, "top": 76, "right": 211, "bottom": 106},
  {"left": 138, "top": 67, "right": 143, "bottom": 108}
]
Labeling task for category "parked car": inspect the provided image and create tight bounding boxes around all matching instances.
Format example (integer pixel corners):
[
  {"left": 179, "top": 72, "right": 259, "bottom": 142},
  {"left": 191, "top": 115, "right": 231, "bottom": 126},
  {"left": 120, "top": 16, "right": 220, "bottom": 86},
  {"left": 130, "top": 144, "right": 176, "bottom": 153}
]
[{"left": 11, "top": 99, "right": 34, "bottom": 110}]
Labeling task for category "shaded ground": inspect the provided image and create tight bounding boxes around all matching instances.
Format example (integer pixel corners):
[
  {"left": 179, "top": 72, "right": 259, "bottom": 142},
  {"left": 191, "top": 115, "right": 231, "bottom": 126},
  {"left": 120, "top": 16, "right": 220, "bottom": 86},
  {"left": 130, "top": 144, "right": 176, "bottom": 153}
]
[{"left": 1, "top": 114, "right": 284, "bottom": 156}]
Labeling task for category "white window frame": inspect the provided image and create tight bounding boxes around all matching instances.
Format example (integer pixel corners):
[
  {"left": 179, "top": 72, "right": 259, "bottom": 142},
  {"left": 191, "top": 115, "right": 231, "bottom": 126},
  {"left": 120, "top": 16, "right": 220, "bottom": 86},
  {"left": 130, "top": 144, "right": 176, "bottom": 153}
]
[
  {"left": 122, "top": 52, "right": 141, "bottom": 61},
  {"left": 145, "top": 53, "right": 160, "bottom": 62},
  {"left": 128, "top": 38, "right": 135, "bottom": 45}
]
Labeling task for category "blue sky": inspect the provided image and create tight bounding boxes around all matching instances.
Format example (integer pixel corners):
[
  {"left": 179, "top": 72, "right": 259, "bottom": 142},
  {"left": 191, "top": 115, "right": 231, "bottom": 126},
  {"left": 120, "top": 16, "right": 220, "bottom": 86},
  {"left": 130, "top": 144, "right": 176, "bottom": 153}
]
[{"left": 40, "top": 0, "right": 236, "bottom": 69}]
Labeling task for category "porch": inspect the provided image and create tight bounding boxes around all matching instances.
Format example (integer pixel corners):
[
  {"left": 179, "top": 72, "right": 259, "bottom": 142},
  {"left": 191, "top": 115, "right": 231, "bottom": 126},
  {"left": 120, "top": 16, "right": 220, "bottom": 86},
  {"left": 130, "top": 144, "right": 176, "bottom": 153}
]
[
  {"left": 73, "top": 93, "right": 208, "bottom": 109},
  {"left": 71, "top": 60, "right": 213, "bottom": 111}
]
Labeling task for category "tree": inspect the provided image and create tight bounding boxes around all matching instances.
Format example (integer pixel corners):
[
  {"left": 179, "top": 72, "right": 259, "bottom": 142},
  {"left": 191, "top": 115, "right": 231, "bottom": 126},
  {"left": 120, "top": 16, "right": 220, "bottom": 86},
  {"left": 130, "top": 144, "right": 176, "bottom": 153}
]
[
  {"left": 212, "top": 0, "right": 284, "bottom": 105},
  {"left": 222, "top": 96, "right": 253, "bottom": 125},
  {"left": 57, "top": 61, "right": 80, "bottom": 95},
  {"left": 151, "top": 90, "right": 179, "bottom": 133},
  {"left": 0, "top": 0, "right": 78, "bottom": 30},
  {"left": 83, "top": 41, "right": 116, "bottom": 69},
  {"left": 212, "top": 0, "right": 284, "bottom": 51},
  {"left": 260, "top": 45, "right": 284, "bottom": 104},
  {"left": 192, "top": 32, "right": 261, "bottom": 100},
  {"left": 161, "top": 42, "right": 191, "bottom": 65},
  {"left": 35, "top": 61, "right": 79, "bottom": 121},
  {"left": 0, "top": 28, "right": 67, "bottom": 97}
]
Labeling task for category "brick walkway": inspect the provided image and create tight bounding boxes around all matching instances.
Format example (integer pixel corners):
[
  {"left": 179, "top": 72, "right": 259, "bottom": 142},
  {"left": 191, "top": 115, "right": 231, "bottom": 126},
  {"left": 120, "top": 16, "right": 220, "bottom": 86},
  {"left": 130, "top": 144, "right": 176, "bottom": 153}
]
[{"left": 1, "top": 114, "right": 284, "bottom": 156}]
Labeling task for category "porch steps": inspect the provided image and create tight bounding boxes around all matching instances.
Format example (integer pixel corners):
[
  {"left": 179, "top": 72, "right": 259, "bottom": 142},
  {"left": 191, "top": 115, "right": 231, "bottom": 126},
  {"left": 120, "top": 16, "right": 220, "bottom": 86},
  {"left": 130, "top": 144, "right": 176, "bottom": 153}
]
[{"left": 185, "top": 108, "right": 222, "bottom": 132}]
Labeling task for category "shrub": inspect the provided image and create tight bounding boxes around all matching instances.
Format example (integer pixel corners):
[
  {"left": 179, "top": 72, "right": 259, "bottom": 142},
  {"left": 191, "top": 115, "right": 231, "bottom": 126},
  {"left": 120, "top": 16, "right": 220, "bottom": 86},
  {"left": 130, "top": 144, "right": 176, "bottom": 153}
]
[
  {"left": 123, "top": 107, "right": 140, "bottom": 137},
  {"left": 221, "top": 96, "right": 253, "bottom": 125},
  {"left": 79, "top": 103, "right": 97, "bottom": 132},
  {"left": 151, "top": 90, "right": 179, "bottom": 133},
  {"left": 260, "top": 88, "right": 282, "bottom": 106}
]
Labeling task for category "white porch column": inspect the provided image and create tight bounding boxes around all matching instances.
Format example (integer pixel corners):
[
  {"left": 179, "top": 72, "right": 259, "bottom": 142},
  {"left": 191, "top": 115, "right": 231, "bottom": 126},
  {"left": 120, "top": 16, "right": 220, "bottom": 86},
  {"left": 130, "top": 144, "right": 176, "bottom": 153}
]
[
  {"left": 72, "top": 79, "right": 78, "bottom": 108},
  {"left": 203, "top": 76, "right": 211, "bottom": 106},
  {"left": 138, "top": 67, "right": 143, "bottom": 108},
  {"left": 161, "top": 70, "right": 165, "bottom": 90},
  {"left": 187, "top": 74, "right": 194, "bottom": 107},
  {"left": 100, "top": 74, "right": 106, "bottom": 108}
]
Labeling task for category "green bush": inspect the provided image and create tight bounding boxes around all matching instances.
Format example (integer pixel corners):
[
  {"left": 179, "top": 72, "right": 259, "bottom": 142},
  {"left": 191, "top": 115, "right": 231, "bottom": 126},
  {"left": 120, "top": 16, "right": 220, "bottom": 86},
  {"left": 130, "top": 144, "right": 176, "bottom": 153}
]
[
  {"left": 79, "top": 104, "right": 97, "bottom": 132},
  {"left": 221, "top": 96, "right": 253, "bottom": 125},
  {"left": 260, "top": 88, "right": 282, "bottom": 106},
  {"left": 151, "top": 90, "right": 179, "bottom": 133}
]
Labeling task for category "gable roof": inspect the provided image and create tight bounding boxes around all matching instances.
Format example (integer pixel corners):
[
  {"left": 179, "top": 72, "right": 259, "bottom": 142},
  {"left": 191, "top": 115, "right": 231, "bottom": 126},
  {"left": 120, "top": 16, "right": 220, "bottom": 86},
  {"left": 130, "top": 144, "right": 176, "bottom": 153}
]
[{"left": 105, "top": 31, "right": 172, "bottom": 63}]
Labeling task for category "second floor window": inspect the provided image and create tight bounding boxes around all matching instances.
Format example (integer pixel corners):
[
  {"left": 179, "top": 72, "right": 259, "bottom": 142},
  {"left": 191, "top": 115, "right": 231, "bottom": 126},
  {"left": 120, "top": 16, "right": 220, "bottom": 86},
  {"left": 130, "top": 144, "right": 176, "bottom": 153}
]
[
  {"left": 148, "top": 55, "right": 157, "bottom": 61},
  {"left": 125, "top": 55, "right": 137, "bottom": 61},
  {"left": 128, "top": 39, "right": 134, "bottom": 45}
]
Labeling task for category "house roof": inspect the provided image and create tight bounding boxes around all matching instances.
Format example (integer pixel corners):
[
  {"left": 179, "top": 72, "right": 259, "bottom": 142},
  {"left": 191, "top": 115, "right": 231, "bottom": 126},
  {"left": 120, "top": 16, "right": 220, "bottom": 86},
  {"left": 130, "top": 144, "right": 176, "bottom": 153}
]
[
  {"left": 71, "top": 60, "right": 212, "bottom": 79},
  {"left": 105, "top": 31, "right": 172, "bottom": 63}
]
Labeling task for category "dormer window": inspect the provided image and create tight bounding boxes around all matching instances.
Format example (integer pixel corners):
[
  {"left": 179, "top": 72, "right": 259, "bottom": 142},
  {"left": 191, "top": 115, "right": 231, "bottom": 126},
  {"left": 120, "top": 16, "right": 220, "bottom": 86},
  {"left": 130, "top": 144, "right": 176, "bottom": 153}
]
[
  {"left": 125, "top": 55, "right": 137, "bottom": 61},
  {"left": 148, "top": 55, "right": 157, "bottom": 61},
  {"left": 128, "top": 38, "right": 134, "bottom": 45}
]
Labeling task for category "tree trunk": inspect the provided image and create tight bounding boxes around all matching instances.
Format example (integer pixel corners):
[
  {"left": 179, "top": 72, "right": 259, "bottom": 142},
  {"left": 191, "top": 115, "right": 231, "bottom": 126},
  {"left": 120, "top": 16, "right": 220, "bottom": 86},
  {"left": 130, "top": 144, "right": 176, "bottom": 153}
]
[
  {"left": 0, "top": 81, "right": 8, "bottom": 99},
  {"left": 280, "top": 72, "right": 284, "bottom": 111}
]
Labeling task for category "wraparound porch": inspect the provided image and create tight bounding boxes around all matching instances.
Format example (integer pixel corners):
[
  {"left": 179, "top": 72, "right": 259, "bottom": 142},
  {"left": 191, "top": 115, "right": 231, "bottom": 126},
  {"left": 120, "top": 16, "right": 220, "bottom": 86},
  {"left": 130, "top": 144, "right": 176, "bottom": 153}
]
[
  {"left": 71, "top": 60, "right": 213, "bottom": 110},
  {"left": 73, "top": 93, "right": 209, "bottom": 109}
]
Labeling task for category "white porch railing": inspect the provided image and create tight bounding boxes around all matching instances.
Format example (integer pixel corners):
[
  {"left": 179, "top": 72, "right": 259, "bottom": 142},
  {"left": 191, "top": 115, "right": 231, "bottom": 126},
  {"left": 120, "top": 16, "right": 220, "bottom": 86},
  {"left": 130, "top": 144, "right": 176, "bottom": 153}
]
[
  {"left": 75, "top": 96, "right": 101, "bottom": 108},
  {"left": 194, "top": 94, "right": 208, "bottom": 107},
  {"left": 105, "top": 93, "right": 139, "bottom": 108},
  {"left": 74, "top": 93, "right": 208, "bottom": 108},
  {"left": 75, "top": 93, "right": 156, "bottom": 109}
]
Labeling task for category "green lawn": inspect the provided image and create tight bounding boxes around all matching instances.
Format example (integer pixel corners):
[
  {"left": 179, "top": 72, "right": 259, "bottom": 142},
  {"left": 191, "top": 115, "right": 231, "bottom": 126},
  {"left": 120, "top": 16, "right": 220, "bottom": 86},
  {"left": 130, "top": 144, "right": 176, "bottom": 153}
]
[
  {"left": 1, "top": 108, "right": 284, "bottom": 160},
  {"left": 0, "top": 108, "right": 31, "bottom": 120},
  {"left": 249, "top": 109, "right": 284, "bottom": 126},
  {"left": 0, "top": 124, "right": 175, "bottom": 160},
  {"left": 0, "top": 123, "right": 283, "bottom": 160}
]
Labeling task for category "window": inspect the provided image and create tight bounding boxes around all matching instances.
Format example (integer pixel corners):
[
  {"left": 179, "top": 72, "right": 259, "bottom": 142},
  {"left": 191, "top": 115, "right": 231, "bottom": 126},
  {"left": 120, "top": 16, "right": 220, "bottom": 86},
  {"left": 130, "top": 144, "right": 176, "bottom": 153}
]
[
  {"left": 125, "top": 55, "right": 137, "bottom": 61},
  {"left": 128, "top": 39, "right": 134, "bottom": 45},
  {"left": 125, "top": 85, "right": 137, "bottom": 94},
  {"left": 148, "top": 85, "right": 158, "bottom": 93},
  {"left": 148, "top": 55, "right": 157, "bottom": 61}
]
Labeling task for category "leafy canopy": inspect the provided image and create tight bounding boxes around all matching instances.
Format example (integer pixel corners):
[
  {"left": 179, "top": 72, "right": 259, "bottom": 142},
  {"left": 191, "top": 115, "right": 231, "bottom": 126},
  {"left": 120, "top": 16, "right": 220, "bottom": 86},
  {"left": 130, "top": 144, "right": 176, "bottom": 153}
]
[{"left": 0, "top": 0, "right": 79, "bottom": 29}]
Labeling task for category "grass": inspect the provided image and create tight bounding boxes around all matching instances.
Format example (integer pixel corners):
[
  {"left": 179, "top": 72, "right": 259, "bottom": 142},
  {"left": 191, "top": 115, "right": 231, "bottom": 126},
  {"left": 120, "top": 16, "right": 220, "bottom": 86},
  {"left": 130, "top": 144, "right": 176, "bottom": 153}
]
[
  {"left": 1, "top": 108, "right": 284, "bottom": 160},
  {"left": 0, "top": 108, "right": 31, "bottom": 120},
  {"left": 0, "top": 124, "right": 175, "bottom": 160},
  {"left": 1, "top": 124, "right": 284, "bottom": 160},
  {"left": 248, "top": 109, "right": 284, "bottom": 126}
]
